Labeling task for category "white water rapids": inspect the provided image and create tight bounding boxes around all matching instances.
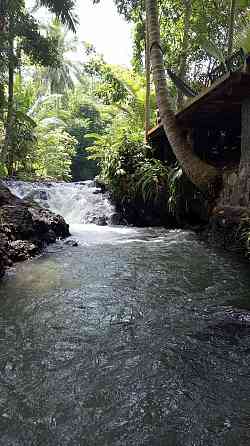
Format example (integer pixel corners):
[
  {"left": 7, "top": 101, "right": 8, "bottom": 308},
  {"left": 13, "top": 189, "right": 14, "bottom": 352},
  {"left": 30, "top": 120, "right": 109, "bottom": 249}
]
[
  {"left": 5, "top": 180, "right": 138, "bottom": 244},
  {"left": 6, "top": 179, "right": 166, "bottom": 245},
  {"left": 6, "top": 180, "right": 115, "bottom": 225}
]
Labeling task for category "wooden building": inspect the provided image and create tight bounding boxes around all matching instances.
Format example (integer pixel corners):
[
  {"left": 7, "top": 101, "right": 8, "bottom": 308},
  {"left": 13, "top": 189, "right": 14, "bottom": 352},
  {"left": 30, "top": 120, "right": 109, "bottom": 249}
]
[{"left": 148, "top": 71, "right": 250, "bottom": 170}]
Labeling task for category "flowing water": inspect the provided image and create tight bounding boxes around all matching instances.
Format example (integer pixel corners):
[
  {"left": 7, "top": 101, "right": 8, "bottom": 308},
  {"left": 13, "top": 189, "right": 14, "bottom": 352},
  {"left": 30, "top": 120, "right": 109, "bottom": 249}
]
[{"left": 0, "top": 181, "right": 250, "bottom": 445}]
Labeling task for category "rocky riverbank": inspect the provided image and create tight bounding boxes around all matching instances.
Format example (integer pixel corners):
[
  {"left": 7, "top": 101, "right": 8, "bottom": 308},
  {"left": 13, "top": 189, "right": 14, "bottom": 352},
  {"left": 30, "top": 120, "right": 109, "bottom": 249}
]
[
  {"left": 201, "top": 205, "right": 250, "bottom": 260},
  {"left": 0, "top": 182, "right": 70, "bottom": 278}
]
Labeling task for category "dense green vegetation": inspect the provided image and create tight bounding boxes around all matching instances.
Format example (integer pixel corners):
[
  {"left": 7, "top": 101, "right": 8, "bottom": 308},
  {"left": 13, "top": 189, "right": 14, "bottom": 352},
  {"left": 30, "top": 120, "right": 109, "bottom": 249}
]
[{"left": 0, "top": 0, "right": 250, "bottom": 214}]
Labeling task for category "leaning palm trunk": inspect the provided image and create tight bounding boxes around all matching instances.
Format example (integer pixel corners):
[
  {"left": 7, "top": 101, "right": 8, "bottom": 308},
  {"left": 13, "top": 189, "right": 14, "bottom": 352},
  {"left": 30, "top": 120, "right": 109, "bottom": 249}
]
[
  {"left": 177, "top": 0, "right": 192, "bottom": 109},
  {"left": 145, "top": 0, "right": 220, "bottom": 192},
  {"left": 2, "top": 31, "right": 15, "bottom": 173},
  {"left": 144, "top": 16, "right": 151, "bottom": 142},
  {"left": 228, "top": 0, "right": 236, "bottom": 57},
  {"left": 0, "top": 83, "right": 5, "bottom": 122}
]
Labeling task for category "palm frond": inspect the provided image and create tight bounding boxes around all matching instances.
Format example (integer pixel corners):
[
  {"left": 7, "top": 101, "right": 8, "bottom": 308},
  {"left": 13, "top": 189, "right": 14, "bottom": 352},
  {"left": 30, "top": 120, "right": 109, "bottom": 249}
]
[{"left": 35, "top": 0, "right": 78, "bottom": 32}]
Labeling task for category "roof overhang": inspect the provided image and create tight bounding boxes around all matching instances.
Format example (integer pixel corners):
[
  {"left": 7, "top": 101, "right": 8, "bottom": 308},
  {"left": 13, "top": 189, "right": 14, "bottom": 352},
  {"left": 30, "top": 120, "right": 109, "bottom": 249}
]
[{"left": 148, "top": 72, "right": 250, "bottom": 139}]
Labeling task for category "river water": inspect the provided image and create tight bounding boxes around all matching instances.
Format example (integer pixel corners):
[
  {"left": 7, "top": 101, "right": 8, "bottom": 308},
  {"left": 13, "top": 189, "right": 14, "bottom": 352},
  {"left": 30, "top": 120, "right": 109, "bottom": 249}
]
[{"left": 0, "top": 181, "right": 250, "bottom": 445}]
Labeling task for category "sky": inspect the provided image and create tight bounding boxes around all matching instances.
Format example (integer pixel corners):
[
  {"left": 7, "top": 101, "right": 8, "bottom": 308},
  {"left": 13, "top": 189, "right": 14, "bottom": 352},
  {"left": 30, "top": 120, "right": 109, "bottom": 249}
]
[
  {"left": 76, "top": 0, "right": 133, "bottom": 66},
  {"left": 27, "top": 0, "right": 133, "bottom": 67}
]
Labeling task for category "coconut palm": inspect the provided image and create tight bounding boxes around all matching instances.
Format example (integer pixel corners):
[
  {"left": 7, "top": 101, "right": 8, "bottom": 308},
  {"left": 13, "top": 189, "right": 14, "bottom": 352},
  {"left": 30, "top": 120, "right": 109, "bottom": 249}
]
[
  {"left": 144, "top": 15, "right": 151, "bottom": 142},
  {"left": 34, "top": 0, "right": 77, "bottom": 32},
  {"left": 145, "top": 0, "right": 220, "bottom": 192},
  {"left": 39, "top": 19, "right": 81, "bottom": 94}
]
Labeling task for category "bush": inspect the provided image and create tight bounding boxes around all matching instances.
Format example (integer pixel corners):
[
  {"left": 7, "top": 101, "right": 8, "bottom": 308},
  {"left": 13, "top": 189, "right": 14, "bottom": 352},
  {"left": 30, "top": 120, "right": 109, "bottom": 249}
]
[
  {"left": 88, "top": 128, "right": 171, "bottom": 205},
  {"left": 0, "top": 162, "right": 7, "bottom": 178}
]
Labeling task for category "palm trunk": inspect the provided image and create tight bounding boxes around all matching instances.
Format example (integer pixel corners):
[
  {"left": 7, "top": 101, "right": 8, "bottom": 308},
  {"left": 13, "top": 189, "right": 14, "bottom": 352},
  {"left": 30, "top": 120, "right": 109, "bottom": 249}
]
[
  {"left": 144, "top": 16, "right": 151, "bottom": 142},
  {"left": 228, "top": 0, "right": 236, "bottom": 57},
  {"left": 177, "top": 0, "right": 192, "bottom": 109},
  {"left": 3, "top": 26, "right": 15, "bottom": 174},
  {"left": 0, "top": 83, "right": 5, "bottom": 122},
  {"left": 145, "top": 0, "right": 220, "bottom": 191}
]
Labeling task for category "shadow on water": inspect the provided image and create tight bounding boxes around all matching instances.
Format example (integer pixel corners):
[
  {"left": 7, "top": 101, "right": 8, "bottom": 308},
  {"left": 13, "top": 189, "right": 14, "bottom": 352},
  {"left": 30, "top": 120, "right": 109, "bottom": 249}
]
[{"left": 1, "top": 181, "right": 250, "bottom": 445}]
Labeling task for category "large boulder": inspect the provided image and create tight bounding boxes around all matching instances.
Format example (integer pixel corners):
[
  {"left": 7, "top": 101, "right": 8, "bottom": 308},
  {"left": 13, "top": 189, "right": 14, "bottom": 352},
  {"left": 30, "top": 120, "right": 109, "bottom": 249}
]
[
  {"left": 28, "top": 206, "right": 70, "bottom": 240},
  {"left": 0, "top": 182, "right": 70, "bottom": 278}
]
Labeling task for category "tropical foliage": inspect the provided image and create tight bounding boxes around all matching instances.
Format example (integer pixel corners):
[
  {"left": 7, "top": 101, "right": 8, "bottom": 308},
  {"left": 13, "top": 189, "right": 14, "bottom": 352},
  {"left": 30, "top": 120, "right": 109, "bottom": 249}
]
[
  {"left": 0, "top": 0, "right": 249, "bottom": 212},
  {"left": 88, "top": 126, "right": 172, "bottom": 209}
]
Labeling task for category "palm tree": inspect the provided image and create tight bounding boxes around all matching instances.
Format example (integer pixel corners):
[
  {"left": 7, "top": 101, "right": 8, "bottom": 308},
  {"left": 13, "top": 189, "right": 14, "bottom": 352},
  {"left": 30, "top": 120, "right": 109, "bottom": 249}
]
[
  {"left": 176, "top": 0, "right": 192, "bottom": 109},
  {"left": 144, "top": 15, "right": 151, "bottom": 142},
  {"left": 228, "top": 0, "right": 236, "bottom": 57},
  {"left": 145, "top": 0, "right": 220, "bottom": 192},
  {"left": 2, "top": 0, "right": 77, "bottom": 173},
  {"left": 34, "top": 0, "right": 77, "bottom": 32},
  {"left": 39, "top": 19, "right": 81, "bottom": 94}
]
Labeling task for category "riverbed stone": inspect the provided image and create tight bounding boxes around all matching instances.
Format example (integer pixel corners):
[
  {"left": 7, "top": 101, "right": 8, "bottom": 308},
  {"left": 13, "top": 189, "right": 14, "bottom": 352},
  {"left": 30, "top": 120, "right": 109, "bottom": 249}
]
[
  {"left": 88, "top": 215, "right": 108, "bottom": 226},
  {"left": 64, "top": 239, "right": 79, "bottom": 247}
]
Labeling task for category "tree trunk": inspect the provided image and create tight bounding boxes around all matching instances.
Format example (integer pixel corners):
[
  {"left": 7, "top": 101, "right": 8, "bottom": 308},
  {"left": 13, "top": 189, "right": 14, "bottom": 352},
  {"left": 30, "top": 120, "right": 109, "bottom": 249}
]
[
  {"left": 3, "top": 27, "right": 15, "bottom": 174},
  {"left": 177, "top": 0, "right": 192, "bottom": 109},
  {"left": 228, "top": 0, "right": 236, "bottom": 57},
  {"left": 144, "top": 16, "right": 151, "bottom": 142},
  {"left": 145, "top": 0, "right": 220, "bottom": 191},
  {"left": 0, "top": 83, "right": 5, "bottom": 122}
]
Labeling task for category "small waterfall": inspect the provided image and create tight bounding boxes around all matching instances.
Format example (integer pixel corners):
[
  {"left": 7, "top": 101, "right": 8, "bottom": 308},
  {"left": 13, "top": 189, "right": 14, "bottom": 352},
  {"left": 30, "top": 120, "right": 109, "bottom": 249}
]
[{"left": 5, "top": 180, "right": 115, "bottom": 226}]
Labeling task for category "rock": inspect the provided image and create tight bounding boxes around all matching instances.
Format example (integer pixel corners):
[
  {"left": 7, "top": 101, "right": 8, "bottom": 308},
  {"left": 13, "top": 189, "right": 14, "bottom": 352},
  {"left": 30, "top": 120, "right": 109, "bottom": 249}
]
[
  {"left": 0, "top": 183, "right": 20, "bottom": 206},
  {"left": 0, "top": 205, "right": 34, "bottom": 239},
  {"left": 28, "top": 206, "right": 70, "bottom": 239},
  {"left": 42, "top": 229, "right": 57, "bottom": 244},
  {"left": 93, "top": 179, "right": 107, "bottom": 192},
  {"left": 110, "top": 212, "right": 127, "bottom": 226},
  {"left": 88, "top": 215, "right": 108, "bottom": 226},
  {"left": 0, "top": 235, "right": 11, "bottom": 277},
  {"left": 9, "top": 240, "right": 39, "bottom": 261},
  {"left": 202, "top": 205, "right": 250, "bottom": 257},
  {"left": 0, "top": 182, "right": 70, "bottom": 278},
  {"left": 64, "top": 239, "right": 79, "bottom": 247},
  {"left": 40, "top": 190, "right": 49, "bottom": 200},
  {"left": 24, "top": 189, "right": 50, "bottom": 202}
]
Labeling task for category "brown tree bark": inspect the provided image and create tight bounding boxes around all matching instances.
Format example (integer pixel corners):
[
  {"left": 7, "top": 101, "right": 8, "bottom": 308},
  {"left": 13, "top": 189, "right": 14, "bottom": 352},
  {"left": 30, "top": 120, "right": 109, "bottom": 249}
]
[
  {"left": 177, "top": 0, "right": 192, "bottom": 109},
  {"left": 0, "top": 84, "right": 5, "bottom": 122},
  {"left": 144, "top": 15, "right": 151, "bottom": 142},
  {"left": 228, "top": 0, "right": 236, "bottom": 57},
  {"left": 145, "top": 0, "right": 220, "bottom": 192},
  {"left": 3, "top": 19, "right": 15, "bottom": 174}
]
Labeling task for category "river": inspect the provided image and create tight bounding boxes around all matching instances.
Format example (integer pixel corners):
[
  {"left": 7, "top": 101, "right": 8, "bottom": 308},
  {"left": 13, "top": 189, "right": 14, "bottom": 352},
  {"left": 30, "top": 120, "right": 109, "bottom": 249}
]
[{"left": 0, "top": 181, "right": 250, "bottom": 445}]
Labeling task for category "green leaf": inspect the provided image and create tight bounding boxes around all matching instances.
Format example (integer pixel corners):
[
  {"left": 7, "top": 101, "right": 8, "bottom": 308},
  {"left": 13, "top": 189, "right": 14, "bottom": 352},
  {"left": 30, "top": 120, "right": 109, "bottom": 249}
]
[{"left": 15, "top": 111, "right": 37, "bottom": 128}]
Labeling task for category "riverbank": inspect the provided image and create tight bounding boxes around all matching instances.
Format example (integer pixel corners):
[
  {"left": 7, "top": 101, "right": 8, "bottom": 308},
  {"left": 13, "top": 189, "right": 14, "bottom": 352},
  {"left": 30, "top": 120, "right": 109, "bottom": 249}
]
[
  {"left": 0, "top": 182, "right": 70, "bottom": 278},
  {"left": 200, "top": 205, "right": 250, "bottom": 260},
  {"left": 111, "top": 184, "right": 250, "bottom": 262}
]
